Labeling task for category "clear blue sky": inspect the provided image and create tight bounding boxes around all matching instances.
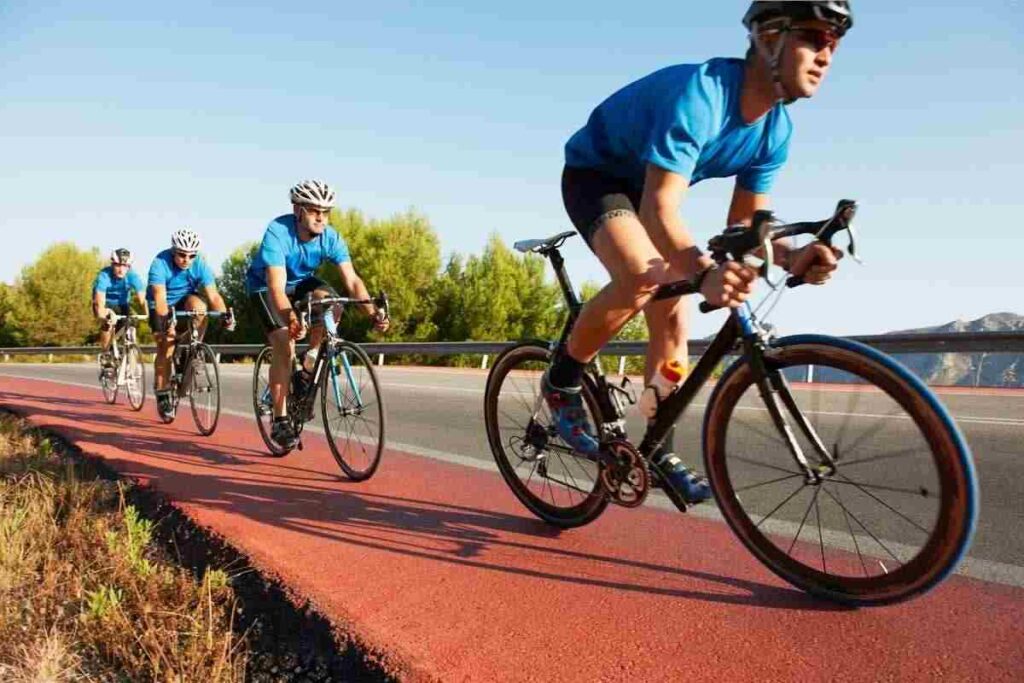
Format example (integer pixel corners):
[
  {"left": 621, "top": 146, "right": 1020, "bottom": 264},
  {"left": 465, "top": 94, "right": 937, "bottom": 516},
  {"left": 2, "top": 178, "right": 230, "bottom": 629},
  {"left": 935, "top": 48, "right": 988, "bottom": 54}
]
[{"left": 2, "top": 1, "right": 1021, "bottom": 338}]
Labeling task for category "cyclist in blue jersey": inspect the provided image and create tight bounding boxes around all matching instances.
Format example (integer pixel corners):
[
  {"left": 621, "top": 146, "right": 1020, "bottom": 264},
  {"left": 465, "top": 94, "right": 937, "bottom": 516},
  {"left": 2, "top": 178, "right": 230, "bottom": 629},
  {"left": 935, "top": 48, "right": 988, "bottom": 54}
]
[
  {"left": 246, "top": 180, "right": 389, "bottom": 450},
  {"left": 148, "top": 228, "right": 235, "bottom": 420},
  {"left": 546, "top": 1, "right": 854, "bottom": 504},
  {"left": 92, "top": 248, "right": 148, "bottom": 369}
]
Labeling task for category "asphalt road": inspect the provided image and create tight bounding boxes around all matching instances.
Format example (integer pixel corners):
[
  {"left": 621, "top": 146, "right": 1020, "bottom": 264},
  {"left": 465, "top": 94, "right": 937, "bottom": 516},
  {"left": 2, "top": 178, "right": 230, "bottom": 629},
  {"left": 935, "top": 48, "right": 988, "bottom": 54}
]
[{"left": 2, "top": 361, "right": 1022, "bottom": 576}]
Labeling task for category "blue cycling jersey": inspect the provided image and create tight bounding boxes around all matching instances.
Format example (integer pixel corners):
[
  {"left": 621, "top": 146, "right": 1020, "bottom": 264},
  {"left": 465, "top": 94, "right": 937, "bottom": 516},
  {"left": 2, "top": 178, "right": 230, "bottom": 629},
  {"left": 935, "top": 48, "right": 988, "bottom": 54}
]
[
  {"left": 146, "top": 249, "right": 216, "bottom": 307},
  {"left": 92, "top": 267, "right": 145, "bottom": 308},
  {"left": 565, "top": 58, "right": 792, "bottom": 193},
  {"left": 245, "top": 214, "right": 351, "bottom": 293}
]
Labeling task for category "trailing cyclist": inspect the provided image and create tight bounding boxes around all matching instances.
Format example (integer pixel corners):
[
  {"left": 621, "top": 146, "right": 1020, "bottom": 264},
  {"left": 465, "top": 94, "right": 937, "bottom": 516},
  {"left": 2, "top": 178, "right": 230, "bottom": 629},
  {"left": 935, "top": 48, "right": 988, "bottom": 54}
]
[
  {"left": 547, "top": 1, "right": 853, "bottom": 504},
  {"left": 245, "top": 179, "right": 389, "bottom": 450},
  {"left": 147, "top": 228, "right": 235, "bottom": 421},
  {"left": 93, "top": 248, "right": 148, "bottom": 371}
]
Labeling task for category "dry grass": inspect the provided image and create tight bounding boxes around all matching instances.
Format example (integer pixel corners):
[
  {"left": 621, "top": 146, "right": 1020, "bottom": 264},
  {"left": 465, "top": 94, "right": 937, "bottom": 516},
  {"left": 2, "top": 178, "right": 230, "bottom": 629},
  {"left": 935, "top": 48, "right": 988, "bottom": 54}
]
[{"left": 0, "top": 414, "right": 246, "bottom": 681}]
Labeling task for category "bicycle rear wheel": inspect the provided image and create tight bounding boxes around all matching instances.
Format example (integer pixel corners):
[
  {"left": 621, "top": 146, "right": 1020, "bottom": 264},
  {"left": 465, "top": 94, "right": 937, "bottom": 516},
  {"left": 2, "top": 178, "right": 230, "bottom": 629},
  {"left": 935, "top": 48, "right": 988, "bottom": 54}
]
[
  {"left": 188, "top": 343, "right": 221, "bottom": 436},
  {"left": 125, "top": 344, "right": 146, "bottom": 411},
  {"left": 703, "top": 335, "right": 978, "bottom": 605},
  {"left": 321, "top": 341, "right": 385, "bottom": 481},
  {"left": 483, "top": 342, "right": 609, "bottom": 529}
]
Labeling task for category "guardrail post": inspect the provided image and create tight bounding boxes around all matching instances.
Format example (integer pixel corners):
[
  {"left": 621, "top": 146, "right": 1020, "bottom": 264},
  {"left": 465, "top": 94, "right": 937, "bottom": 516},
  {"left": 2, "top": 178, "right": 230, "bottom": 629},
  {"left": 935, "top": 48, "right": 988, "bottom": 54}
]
[
  {"left": 806, "top": 365, "right": 814, "bottom": 384},
  {"left": 2, "top": 354, "right": 7, "bottom": 362},
  {"left": 215, "top": 353, "right": 221, "bottom": 363},
  {"left": 481, "top": 355, "right": 489, "bottom": 370},
  {"left": 48, "top": 353, "right": 54, "bottom": 363},
  {"left": 377, "top": 353, "right": 384, "bottom": 367},
  {"left": 618, "top": 356, "right": 626, "bottom": 376}
]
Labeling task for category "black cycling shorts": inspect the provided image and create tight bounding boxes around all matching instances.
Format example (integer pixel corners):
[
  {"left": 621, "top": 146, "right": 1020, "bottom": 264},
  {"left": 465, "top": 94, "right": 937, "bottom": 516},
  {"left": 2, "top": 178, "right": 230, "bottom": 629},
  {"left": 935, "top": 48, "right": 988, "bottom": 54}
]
[
  {"left": 250, "top": 277, "right": 339, "bottom": 333},
  {"left": 561, "top": 165, "right": 643, "bottom": 250},
  {"left": 148, "top": 295, "right": 199, "bottom": 335}
]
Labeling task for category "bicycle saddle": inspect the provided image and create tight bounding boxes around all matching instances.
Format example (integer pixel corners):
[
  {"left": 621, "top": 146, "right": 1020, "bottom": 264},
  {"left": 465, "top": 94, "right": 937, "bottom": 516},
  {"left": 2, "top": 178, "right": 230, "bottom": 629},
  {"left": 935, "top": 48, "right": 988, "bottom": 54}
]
[{"left": 513, "top": 231, "right": 577, "bottom": 254}]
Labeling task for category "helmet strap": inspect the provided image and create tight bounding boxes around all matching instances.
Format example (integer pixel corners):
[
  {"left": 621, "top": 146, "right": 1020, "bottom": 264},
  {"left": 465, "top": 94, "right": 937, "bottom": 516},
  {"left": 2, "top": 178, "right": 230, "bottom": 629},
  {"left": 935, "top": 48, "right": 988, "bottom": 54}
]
[{"left": 752, "top": 21, "right": 797, "bottom": 104}]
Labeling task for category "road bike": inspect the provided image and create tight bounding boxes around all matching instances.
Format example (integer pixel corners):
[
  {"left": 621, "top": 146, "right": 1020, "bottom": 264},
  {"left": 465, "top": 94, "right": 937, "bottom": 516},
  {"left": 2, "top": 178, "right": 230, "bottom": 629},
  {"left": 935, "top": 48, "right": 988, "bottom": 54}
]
[
  {"left": 158, "top": 309, "right": 227, "bottom": 436},
  {"left": 252, "top": 293, "right": 389, "bottom": 481},
  {"left": 484, "top": 201, "right": 978, "bottom": 605},
  {"left": 99, "top": 312, "right": 148, "bottom": 411}
]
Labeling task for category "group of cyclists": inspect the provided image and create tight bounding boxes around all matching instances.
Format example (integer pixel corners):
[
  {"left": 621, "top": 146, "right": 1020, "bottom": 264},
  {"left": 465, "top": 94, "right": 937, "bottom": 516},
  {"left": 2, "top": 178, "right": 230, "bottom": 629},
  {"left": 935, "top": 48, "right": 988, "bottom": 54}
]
[
  {"left": 91, "top": 2, "right": 854, "bottom": 498},
  {"left": 92, "top": 179, "right": 388, "bottom": 446}
]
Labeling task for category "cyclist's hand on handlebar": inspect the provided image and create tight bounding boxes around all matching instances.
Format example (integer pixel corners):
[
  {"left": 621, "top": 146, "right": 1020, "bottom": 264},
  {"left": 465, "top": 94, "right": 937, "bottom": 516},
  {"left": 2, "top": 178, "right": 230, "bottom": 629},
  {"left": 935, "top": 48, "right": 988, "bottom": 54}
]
[
  {"left": 788, "top": 243, "right": 843, "bottom": 285},
  {"left": 287, "top": 310, "right": 307, "bottom": 341},
  {"left": 700, "top": 261, "right": 757, "bottom": 308}
]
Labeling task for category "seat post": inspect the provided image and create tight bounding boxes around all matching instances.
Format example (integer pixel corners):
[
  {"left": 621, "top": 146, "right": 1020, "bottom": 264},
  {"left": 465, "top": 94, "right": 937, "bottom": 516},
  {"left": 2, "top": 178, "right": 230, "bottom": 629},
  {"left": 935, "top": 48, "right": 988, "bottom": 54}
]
[{"left": 547, "top": 248, "right": 581, "bottom": 313}]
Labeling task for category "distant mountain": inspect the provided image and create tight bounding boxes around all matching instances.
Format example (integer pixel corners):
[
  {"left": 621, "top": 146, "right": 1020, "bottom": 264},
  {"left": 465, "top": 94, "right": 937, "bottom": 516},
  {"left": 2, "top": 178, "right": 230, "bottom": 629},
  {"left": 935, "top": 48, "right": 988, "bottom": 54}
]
[
  {"left": 808, "top": 313, "right": 1023, "bottom": 388},
  {"left": 886, "top": 313, "right": 1022, "bottom": 388}
]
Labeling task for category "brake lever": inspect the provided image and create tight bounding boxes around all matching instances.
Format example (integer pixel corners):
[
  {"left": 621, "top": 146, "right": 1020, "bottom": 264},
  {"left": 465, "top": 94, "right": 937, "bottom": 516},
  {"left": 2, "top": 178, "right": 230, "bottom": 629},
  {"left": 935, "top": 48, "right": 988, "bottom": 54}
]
[{"left": 786, "top": 199, "right": 859, "bottom": 288}]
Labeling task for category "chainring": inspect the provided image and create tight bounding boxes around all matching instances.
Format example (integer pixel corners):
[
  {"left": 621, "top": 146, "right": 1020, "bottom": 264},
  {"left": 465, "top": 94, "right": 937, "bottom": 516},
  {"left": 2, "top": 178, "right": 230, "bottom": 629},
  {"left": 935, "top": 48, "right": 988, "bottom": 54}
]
[{"left": 599, "top": 439, "right": 649, "bottom": 508}]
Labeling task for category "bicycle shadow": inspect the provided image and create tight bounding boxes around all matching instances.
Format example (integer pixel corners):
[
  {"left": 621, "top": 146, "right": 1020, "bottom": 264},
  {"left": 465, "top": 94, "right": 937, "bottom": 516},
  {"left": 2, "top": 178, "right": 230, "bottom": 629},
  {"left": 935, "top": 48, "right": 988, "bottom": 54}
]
[{"left": 0, "top": 386, "right": 845, "bottom": 611}]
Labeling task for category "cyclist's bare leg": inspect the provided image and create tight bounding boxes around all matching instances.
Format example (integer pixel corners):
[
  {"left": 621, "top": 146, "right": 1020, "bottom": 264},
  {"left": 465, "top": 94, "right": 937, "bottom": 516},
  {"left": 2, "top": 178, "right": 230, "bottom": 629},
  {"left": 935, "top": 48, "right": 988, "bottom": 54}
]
[
  {"left": 180, "top": 295, "right": 208, "bottom": 339},
  {"left": 564, "top": 213, "right": 671, "bottom": 366},
  {"left": 642, "top": 292, "right": 690, "bottom": 383},
  {"left": 268, "top": 327, "right": 293, "bottom": 418},
  {"left": 98, "top": 324, "right": 114, "bottom": 353},
  {"left": 154, "top": 330, "right": 175, "bottom": 391}
]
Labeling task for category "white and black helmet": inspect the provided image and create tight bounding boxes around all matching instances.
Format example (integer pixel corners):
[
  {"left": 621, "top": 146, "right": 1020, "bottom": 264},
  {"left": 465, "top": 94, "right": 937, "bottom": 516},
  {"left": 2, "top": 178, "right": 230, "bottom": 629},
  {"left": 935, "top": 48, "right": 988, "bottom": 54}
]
[
  {"left": 289, "top": 179, "right": 336, "bottom": 209},
  {"left": 744, "top": 1, "right": 854, "bottom": 36},
  {"left": 171, "top": 228, "right": 201, "bottom": 253},
  {"left": 109, "top": 248, "right": 133, "bottom": 266}
]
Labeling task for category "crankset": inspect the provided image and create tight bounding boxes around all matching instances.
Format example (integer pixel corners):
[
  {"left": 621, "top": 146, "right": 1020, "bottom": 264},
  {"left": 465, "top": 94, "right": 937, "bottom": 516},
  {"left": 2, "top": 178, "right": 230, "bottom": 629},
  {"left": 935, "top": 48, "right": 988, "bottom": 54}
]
[{"left": 599, "top": 439, "right": 649, "bottom": 508}]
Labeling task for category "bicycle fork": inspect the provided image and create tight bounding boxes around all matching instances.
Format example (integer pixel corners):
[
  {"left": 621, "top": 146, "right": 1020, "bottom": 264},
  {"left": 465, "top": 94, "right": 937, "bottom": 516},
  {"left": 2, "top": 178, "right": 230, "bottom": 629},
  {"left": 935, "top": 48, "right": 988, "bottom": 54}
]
[{"left": 749, "top": 342, "right": 837, "bottom": 483}]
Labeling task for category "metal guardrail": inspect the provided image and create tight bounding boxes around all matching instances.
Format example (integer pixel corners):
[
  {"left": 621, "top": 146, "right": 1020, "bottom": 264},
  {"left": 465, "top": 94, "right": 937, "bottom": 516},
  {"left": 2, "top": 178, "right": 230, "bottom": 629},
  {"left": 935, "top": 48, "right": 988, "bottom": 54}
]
[{"left": 1, "top": 331, "right": 1022, "bottom": 359}]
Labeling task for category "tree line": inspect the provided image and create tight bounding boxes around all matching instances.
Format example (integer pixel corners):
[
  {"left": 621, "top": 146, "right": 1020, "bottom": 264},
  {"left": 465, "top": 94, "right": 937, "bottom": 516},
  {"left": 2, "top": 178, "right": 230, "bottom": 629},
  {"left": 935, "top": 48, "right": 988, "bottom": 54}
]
[{"left": 0, "top": 208, "right": 648, "bottom": 367}]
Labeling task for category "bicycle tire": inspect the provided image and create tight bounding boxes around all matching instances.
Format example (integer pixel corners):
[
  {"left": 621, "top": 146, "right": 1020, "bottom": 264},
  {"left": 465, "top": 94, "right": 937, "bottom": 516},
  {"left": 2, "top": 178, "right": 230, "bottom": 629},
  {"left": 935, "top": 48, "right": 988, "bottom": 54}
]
[
  {"left": 125, "top": 344, "right": 146, "bottom": 411},
  {"left": 484, "top": 341, "right": 609, "bottom": 529},
  {"left": 252, "top": 346, "right": 291, "bottom": 456},
  {"left": 100, "top": 354, "right": 118, "bottom": 404},
  {"left": 321, "top": 340, "right": 385, "bottom": 481},
  {"left": 188, "top": 343, "right": 221, "bottom": 436},
  {"left": 703, "top": 335, "right": 978, "bottom": 605}
]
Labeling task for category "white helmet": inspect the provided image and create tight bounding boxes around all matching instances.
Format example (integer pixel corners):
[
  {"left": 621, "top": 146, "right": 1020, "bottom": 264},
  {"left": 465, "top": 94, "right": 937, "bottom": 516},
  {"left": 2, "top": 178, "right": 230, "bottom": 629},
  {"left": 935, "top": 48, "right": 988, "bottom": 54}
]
[
  {"left": 289, "top": 179, "right": 336, "bottom": 209},
  {"left": 171, "top": 228, "right": 201, "bottom": 253},
  {"left": 109, "top": 248, "right": 133, "bottom": 266}
]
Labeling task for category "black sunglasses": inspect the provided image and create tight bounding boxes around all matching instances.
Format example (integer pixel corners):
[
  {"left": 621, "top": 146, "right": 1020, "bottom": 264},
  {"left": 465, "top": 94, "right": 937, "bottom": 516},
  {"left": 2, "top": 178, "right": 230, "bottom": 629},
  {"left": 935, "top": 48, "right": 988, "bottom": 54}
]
[{"left": 789, "top": 27, "right": 841, "bottom": 53}]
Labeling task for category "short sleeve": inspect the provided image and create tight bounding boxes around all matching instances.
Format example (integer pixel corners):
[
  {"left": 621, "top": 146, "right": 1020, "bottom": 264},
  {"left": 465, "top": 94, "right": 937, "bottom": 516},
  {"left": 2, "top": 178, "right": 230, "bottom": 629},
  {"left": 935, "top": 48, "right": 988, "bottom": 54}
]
[
  {"left": 642, "top": 75, "right": 716, "bottom": 179},
  {"left": 737, "top": 113, "right": 793, "bottom": 194},
  {"left": 258, "top": 224, "right": 287, "bottom": 268},
  {"left": 326, "top": 230, "right": 351, "bottom": 265},
  {"left": 127, "top": 270, "right": 145, "bottom": 293},
  {"left": 148, "top": 257, "right": 168, "bottom": 288},
  {"left": 93, "top": 270, "right": 110, "bottom": 294}
]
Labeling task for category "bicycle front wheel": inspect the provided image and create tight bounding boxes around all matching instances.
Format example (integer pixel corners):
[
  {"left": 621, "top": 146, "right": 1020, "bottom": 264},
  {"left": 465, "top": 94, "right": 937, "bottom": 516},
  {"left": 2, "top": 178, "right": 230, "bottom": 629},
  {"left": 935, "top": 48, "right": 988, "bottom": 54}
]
[
  {"left": 252, "top": 346, "right": 291, "bottom": 456},
  {"left": 188, "top": 343, "right": 221, "bottom": 436},
  {"left": 483, "top": 342, "right": 609, "bottom": 529},
  {"left": 321, "top": 341, "right": 385, "bottom": 481},
  {"left": 100, "top": 356, "right": 118, "bottom": 404},
  {"left": 703, "top": 335, "right": 978, "bottom": 605},
  {"left": 125, "top": 344, "right": 146, "bottom": 411}
]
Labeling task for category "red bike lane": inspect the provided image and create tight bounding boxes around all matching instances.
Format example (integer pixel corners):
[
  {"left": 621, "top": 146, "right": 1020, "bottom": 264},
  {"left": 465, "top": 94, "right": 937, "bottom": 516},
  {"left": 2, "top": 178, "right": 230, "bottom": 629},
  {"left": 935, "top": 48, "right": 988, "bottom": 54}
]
[{"left": 1, "top": 375, "right": 1020, "bottom": 682}]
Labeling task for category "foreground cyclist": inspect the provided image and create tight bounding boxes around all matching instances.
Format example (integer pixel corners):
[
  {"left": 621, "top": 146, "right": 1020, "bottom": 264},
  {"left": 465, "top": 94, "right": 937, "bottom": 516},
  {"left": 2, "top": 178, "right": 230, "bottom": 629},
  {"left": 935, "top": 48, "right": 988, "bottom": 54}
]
[
  {"left": 246, "top": 180, "right": 389, "bottom": 450},
  {"left": 92, "top": 248, "right": 148, "bottom": 369},
  {"left": 147, "top": 229, "right": 235, "bottom": 420},
  {"left": 546, "top": 1, "right": 853, "bottom": 504}
]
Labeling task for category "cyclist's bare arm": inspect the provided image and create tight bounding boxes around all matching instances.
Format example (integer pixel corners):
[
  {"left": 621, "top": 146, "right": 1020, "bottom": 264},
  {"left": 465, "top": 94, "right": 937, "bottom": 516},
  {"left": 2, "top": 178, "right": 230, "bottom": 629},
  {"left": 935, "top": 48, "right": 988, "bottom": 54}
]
[
  {"left": 151, "top": 285, "right": 170, "bottom": 319},
  {"left": 93, "top": 290, "right": 110, "bottom": 319},
  {"left": 639, "top": 165, "right": 713, "bottom": 279},
  {"left": 135, "top": 290, "right": 149, "bottom": 316},
  {"left": 202, "top": 284, "right": 228, "bottom": 313},
  {"left": 336, "top": 262, "right": 376, "bottom": 319},
  {"left": 266, "top": 266, "right": 292, "bottom": 317}
]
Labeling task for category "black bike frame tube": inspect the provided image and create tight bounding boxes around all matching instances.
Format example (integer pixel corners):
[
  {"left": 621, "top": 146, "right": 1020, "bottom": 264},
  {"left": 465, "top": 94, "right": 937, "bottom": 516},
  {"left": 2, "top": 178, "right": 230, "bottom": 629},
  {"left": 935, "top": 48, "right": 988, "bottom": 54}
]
[
  {"left": 638, "top": 314, "right": 740, "bottom": 457},
  {"left": 549, "top": 249, "right": 583, "bottom": 351}
]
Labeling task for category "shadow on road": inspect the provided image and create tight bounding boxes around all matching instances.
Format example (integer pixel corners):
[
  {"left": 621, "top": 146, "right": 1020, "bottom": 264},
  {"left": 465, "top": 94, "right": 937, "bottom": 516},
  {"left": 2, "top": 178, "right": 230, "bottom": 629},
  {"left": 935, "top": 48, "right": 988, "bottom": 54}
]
[{"left": 1, "top": 385, "right": 845, "bottom": 612}]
